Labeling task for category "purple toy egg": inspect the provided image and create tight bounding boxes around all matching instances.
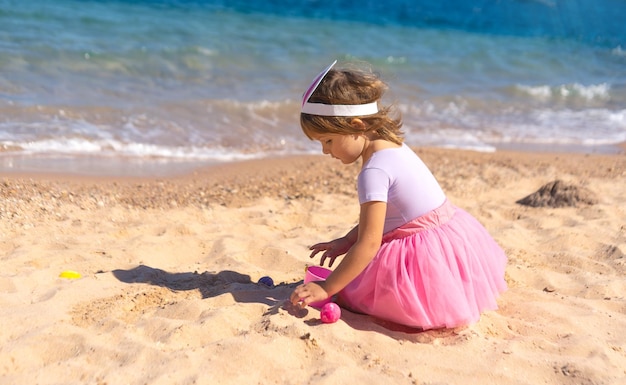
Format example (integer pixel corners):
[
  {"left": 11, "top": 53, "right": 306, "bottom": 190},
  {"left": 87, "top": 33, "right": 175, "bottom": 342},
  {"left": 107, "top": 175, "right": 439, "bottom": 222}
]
[
  {"left": 258, "top": 276, "right": 274, "bottom": 287},
  {"left": 320, "top": 302, "right": 341, "bottom": 323}
]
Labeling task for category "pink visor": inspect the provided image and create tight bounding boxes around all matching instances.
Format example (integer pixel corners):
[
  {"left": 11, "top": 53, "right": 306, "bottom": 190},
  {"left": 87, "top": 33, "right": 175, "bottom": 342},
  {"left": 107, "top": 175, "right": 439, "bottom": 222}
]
[{"left": 301, "top": 60, "right": 337, "bottom": 108}]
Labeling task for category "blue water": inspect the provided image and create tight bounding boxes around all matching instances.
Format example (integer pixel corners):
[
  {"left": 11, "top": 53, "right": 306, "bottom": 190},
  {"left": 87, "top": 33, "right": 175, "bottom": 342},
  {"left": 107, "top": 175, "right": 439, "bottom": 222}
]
[{"left": 1, "top": 0, "right": 625, "bottom": 175}]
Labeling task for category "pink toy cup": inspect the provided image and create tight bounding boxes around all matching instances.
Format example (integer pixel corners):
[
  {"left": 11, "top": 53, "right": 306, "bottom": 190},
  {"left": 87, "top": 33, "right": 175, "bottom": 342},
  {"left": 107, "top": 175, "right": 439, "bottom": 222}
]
[{"left": 304, "top": 266, "right": 332, "bottom": 308}]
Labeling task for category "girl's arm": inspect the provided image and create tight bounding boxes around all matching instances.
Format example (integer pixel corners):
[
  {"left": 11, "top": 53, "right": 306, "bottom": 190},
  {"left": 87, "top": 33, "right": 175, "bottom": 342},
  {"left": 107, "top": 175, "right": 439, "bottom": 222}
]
[
  {"left": 320, "top": 201, "right": 386, "bottom": 297},
  {"left": 290, "top": 201, "right": 386, "bottom": 307}
]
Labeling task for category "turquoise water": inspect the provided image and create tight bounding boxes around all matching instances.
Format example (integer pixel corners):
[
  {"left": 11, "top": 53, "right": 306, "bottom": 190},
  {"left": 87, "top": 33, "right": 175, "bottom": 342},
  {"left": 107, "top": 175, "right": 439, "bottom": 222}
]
[{"left": 1, "top": 0, "right": 625, "bottom": 175}]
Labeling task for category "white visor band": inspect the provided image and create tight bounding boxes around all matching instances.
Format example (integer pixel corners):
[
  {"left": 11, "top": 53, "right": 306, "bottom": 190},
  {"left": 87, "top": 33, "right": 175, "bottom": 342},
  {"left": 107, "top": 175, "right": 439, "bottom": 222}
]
[{"left": 301, "top": 101, "right": 379, "bottom": 117}]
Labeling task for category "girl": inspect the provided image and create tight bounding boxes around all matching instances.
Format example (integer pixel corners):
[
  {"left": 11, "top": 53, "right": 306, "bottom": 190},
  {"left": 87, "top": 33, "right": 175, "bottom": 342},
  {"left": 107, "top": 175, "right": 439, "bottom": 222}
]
[{"left": 290, "top": 60, "right": 507, "bottom": 330}]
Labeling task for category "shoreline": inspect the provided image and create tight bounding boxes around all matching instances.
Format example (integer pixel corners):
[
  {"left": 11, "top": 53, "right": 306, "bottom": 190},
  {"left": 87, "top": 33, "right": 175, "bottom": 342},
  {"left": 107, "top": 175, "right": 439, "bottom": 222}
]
[
  {"left": 1, "top": 147, "right": 625, "bottom": 222},
  {"left": 1, "top": 145, "right": 625, "bottom": 197},
  {"left": 1, "top": 141, "right": 624, "bottom": 179}
]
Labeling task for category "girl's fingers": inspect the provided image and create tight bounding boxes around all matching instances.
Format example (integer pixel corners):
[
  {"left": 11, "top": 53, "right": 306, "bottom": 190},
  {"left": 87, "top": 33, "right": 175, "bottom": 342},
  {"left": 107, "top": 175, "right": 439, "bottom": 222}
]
[{"left": 290, "top": 285, "right": 305, "bottom": 303}]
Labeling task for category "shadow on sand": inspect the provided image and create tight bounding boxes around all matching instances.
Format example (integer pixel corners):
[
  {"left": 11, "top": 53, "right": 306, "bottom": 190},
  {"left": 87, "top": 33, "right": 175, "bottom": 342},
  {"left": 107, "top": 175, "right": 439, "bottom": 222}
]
[
  {"left": 112, "top": 264, "right": 306, "bottom": 317},
  {"left": 111, "top": 265, "right": 463, "bottom": 341}
]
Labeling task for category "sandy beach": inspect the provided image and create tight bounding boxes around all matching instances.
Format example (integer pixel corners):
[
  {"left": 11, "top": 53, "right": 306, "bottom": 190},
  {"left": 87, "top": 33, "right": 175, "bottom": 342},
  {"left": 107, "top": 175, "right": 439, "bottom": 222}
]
[{"left": 1, "top": 147, "right": 625, "bottom": 385}]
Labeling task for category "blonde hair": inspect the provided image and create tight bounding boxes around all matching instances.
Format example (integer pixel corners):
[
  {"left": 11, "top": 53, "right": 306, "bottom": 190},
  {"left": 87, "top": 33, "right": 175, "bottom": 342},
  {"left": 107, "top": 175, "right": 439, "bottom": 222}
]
[{"left": 300, "top": 64, "right": 404, "bottom": 145}]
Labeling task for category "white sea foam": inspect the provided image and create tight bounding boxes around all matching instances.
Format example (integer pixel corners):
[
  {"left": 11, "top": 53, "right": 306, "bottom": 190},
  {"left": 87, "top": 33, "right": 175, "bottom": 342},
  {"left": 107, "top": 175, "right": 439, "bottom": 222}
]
[
  {"left": 400, "top": 98, "right": 626, "bottom": 151},
  {"left": 516, "top": 83, "right": 611, "bottom": 102},
  {"left": 612, "top": 46, "right": 626, "bottom": 57},
  {"left": 0, "top": 137, "right": 263, "bottom": 162}
]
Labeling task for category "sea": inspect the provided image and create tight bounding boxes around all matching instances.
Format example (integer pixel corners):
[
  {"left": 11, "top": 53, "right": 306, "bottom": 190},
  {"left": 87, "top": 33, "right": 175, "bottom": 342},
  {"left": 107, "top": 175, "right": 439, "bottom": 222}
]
[{"left": 1, "top": 0, "right": 625, "bottom": 176}]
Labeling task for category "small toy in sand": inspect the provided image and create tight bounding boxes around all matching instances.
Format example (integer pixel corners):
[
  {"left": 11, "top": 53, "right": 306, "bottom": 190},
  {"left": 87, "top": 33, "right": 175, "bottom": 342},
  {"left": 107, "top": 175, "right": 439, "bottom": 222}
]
[
  {"left": 320, "top": 302, "right": 341, "bottom": 323},
  {"left": 258, "top": 276, "right": 274, "bottom": 287},
  {"left": 59, "top": 270, "right": 82, "bottom": 279}
]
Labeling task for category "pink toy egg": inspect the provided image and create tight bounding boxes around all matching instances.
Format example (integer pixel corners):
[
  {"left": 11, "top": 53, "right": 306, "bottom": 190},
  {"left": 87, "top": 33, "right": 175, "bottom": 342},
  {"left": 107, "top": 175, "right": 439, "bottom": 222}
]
[{"left": 320, "top": 302, "right": 341, "bottom": 324}]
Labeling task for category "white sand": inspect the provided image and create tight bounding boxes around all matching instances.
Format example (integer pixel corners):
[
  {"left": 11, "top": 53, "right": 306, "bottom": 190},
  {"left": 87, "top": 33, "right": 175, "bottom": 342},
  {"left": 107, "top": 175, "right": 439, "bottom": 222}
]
[{"left": 1, "top": 148, "right": 625, "bottom": 384}]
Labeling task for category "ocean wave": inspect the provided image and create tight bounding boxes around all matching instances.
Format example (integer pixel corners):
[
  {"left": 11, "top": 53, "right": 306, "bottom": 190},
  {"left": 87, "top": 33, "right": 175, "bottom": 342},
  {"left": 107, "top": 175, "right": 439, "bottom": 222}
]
[
  {"left": 401, "top": 100, "right": 626, "bottom": 148},
  {"left": 515, "top": 83, "right": 611, "bottom": 102},
  {"left": 612, "top": 46, "right": 626, "bottom": 57},
  {"left": 491, "top": 108, "right": 626, "bottom": 145},
  {"left": 0, "top": 137, "right": 266, "bottom": 162}
]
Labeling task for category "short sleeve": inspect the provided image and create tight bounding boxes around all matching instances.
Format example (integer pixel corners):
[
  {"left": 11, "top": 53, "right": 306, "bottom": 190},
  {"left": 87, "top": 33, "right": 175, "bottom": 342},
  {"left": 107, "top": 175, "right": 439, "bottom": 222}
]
[{"left": 357, "top": 167, "right": 391, "bottom": 204}]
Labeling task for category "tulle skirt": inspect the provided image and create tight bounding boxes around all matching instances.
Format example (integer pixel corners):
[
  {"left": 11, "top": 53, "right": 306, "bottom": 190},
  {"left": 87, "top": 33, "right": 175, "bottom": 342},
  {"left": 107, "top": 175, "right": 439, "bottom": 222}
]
[{"left": 338, "top": 199, "right": 507, "bottom": 330}]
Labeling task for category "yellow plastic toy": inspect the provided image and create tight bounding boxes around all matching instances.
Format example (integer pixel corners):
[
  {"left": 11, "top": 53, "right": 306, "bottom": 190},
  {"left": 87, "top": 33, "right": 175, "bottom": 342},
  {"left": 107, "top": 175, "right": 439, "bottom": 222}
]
[{"left": 59, "top": 270, "right": 82, "bottom": 279}]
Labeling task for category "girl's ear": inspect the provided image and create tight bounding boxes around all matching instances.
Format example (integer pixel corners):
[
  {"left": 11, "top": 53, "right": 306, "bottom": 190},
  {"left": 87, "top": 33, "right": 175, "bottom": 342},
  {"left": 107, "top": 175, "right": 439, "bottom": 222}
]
[{"left": 350, "top": 118, "right": 366, "bottom": 131}]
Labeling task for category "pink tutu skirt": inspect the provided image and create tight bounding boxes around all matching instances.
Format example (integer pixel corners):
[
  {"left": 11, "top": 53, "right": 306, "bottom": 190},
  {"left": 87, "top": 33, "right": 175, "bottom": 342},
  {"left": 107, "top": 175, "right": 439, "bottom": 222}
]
[{"left": 338, "top": 199, "right": 507, "bottom": 330}]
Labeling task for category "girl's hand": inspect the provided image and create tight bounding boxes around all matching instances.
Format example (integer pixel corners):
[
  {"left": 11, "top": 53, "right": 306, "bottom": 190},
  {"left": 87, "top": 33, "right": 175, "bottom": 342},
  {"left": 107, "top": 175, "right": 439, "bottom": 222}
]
[
  {"left": 309, "top": 237, "right": 353, "bottom": 267},
  {"left": 290, "top": 282, "right": 329, "bottom": 309}
]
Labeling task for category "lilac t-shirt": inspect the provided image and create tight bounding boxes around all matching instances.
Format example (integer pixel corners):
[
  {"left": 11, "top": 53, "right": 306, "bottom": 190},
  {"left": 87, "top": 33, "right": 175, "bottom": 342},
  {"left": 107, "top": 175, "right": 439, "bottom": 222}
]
[{"left": 358, "top": 144, "right": 447, "bottom": 234}]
